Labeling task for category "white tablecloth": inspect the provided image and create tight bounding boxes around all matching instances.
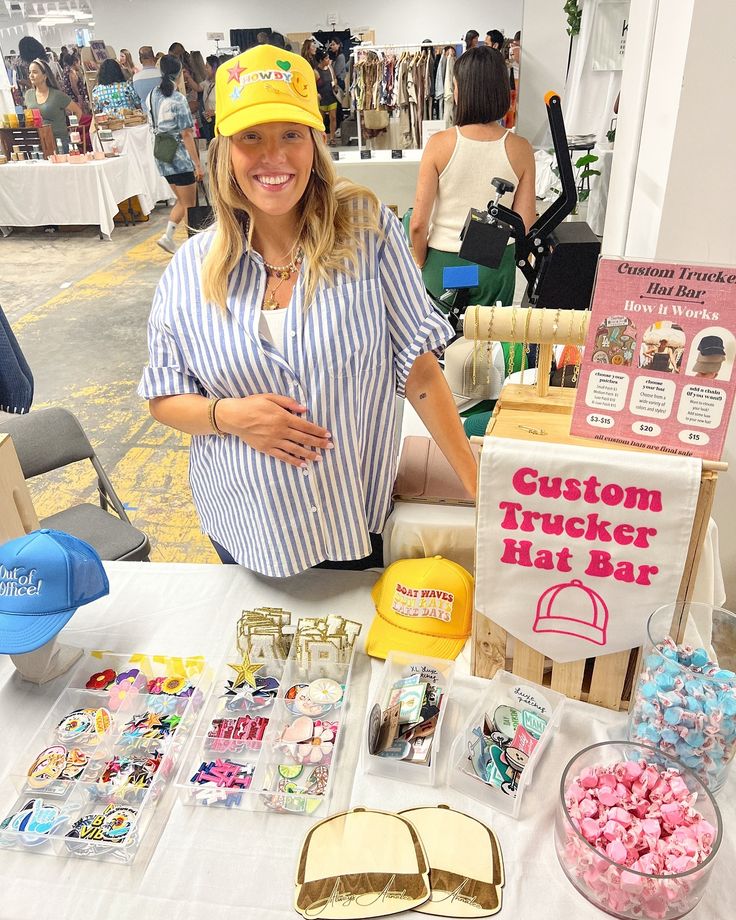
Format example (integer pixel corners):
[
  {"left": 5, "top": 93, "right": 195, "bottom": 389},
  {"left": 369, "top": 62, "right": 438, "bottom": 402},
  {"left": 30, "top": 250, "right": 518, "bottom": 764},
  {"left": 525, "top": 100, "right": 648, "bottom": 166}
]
[
  {"left": 92, "top": 123, "right": 173, "bottom": 208},
  {"left": 0, "top": 155, "right": 151, "bottom": 238},
  {"left": 334, "top": 150, "right": 421, "bottom": 216},
  {"left": 0, "top": 561, "right": 732, "bottom": 919}
]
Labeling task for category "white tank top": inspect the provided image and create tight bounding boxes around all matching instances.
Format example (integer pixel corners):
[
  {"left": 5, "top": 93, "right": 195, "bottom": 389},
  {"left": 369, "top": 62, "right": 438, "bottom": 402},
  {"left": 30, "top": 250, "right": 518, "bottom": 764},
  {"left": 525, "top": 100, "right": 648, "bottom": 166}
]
[{"left": 428, "top": 127, "right": 518, "bottom": 253}]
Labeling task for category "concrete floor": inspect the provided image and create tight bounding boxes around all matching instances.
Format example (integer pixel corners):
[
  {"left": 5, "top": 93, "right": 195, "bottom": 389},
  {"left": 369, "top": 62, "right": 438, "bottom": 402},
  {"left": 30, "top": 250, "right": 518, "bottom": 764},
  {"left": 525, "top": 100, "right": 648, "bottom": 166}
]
[{"left": 1, "top": 208, "right": 218, "bottom": 563}]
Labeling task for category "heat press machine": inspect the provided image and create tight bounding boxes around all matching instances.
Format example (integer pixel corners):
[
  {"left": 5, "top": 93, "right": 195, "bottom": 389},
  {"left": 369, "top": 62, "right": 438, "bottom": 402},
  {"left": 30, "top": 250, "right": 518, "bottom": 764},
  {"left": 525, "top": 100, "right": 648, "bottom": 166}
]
[{"left": 458, "top": 92, "right": 601, "bottom": 314}]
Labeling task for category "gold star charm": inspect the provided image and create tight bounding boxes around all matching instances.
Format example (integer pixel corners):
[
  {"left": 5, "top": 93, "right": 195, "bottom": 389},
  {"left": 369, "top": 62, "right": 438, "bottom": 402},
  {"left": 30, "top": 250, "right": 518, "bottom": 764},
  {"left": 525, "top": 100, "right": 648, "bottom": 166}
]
[{"left": 227, "top": 654, "right": 263, "bottom": 690}]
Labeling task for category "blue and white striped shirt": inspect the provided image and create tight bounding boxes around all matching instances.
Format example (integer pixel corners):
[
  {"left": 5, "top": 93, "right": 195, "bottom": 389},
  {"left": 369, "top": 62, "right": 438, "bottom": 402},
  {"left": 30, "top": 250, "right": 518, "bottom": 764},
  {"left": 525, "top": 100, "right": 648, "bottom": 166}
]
[{"left": 138, "top": 204, "right": 453, "bottom": 576}]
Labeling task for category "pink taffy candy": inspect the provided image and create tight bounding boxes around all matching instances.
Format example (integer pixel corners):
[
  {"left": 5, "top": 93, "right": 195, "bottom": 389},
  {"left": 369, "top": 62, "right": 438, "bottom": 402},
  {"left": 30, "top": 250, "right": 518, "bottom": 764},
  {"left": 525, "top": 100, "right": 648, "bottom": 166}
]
[{"left": 605, "top": 839, "right": 628, "bottom": 864}]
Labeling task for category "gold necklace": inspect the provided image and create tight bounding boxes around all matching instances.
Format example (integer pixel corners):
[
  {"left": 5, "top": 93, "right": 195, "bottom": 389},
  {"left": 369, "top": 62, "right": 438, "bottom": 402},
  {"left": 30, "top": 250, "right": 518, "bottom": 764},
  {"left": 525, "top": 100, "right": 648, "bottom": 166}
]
[
  {"left": 486, "top": 304, "right": 497, "bottom": 386},
  {"left": 262, "top": 248, "right": 303, "bottom": 310}
]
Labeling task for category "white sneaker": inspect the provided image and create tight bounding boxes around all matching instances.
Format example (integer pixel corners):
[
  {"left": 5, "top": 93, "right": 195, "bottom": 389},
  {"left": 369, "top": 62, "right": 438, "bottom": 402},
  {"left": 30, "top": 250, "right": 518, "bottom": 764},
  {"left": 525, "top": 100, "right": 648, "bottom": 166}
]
[{"left": 157, "top": 235, "right": 176, "bottom": 254}]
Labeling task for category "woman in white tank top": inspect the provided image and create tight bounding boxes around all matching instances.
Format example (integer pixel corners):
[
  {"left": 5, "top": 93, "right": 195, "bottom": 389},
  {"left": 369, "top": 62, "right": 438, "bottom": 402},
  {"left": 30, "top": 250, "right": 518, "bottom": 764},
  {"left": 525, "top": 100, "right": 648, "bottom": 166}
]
[{"left": 410, "top": 46, "right": 535, "bottom": 318}]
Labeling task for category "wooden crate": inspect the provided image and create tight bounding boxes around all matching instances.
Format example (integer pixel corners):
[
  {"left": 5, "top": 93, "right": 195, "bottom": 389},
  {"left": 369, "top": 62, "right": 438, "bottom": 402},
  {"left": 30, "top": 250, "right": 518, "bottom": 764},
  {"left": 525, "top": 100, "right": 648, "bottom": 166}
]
[
  {"left": 471, "top": 406, "right": 723, "bottom": 711},
  {"left": 0, "top": 124, "right": 55, "bottom": 159}
]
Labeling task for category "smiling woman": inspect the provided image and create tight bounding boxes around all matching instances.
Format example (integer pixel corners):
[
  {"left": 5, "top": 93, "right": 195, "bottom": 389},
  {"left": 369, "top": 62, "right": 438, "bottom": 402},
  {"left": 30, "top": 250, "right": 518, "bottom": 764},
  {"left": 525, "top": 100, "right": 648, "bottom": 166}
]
[{"left": 138, "top": 44, "right": 478, "bottom": 577}]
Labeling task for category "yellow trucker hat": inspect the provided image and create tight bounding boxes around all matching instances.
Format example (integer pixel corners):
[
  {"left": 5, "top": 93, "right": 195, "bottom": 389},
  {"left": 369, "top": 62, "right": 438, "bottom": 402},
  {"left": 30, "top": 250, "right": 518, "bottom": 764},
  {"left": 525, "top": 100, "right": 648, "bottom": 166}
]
[
  {"left": 366, "top": 557, "right": 473, "bottom": 661},
  {"left": 215, "top": 44, "right": 325, "bottom": 137}
]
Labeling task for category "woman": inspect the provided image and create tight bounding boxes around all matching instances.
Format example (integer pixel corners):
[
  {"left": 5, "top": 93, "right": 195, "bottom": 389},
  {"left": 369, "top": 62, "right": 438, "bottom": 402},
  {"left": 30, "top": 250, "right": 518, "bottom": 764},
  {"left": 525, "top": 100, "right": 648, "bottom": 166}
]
[
  {"left": 118, "top": 48, "right": 137, "bottom": 80},
  {"left": 314, "top": 49, "right": 339, "bottom": 146},
  {"left": 168, "top": 42, "right": 201, "bottom": 115},
  {"left": 149, "top": 54, "right": 203, "bottom": 254},
  {"left": 91, "top": 59, "right": 142, "bottom": 116},
  {"left": 24, "top": 58, "right": 82, "bottom": 151},
  {"left": 200, "top": 54, "right": 218, "bottom": 144},
  {"left": 138, "top": 44, "right": 476, "bottom": 576},
  {"left": 59, "top": 46, "right": 90, "bottom": 115},
  {"left": 410, "top": 45, "right": 535, "bottom": 313},
  {"left": 15, "top": 35, "right": 46, "bottom": 94},
  {"left": 300, "top": 38, "right": 318, "bottom": 69}
]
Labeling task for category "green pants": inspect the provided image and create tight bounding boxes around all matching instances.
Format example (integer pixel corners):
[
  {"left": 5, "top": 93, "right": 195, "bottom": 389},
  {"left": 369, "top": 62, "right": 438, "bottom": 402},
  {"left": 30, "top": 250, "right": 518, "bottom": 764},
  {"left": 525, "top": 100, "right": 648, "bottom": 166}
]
[{"left": 422, "top": 245, "right": 525, "bottom": 374}]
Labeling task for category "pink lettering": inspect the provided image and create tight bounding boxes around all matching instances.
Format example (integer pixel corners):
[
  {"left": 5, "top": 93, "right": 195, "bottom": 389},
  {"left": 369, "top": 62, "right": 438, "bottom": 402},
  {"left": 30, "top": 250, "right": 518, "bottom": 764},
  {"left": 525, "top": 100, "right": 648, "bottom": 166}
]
[{"left": 512, "top": 468, "right": 538, "bottom": 497}]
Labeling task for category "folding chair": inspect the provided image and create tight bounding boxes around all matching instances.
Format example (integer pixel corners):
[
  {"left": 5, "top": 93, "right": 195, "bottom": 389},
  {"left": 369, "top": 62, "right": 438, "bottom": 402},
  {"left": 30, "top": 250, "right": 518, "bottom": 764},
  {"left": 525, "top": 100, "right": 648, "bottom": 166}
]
[{"left": 0, "top": 407, "right": 150, "bottom": 561}]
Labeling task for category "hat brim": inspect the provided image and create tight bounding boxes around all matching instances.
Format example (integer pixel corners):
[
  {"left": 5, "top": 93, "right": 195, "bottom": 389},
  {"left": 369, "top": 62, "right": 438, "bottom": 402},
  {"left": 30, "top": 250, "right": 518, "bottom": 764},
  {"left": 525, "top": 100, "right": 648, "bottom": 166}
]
[
  {"left": 217, "top": 102, "right": 325, "bottom": 137},
  {"left": 365, "top": 619, "right": 468, "bottom": 661},
  {"left": 0, "top": 607, "right": 77, "bottom": 655}
]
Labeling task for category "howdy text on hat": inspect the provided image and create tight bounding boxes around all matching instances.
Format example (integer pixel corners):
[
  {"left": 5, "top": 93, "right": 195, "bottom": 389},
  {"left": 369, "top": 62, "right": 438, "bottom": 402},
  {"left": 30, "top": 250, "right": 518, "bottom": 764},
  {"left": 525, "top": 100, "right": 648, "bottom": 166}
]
[{"left": 0, "top": 565, "right": 43, "bottom": 596}]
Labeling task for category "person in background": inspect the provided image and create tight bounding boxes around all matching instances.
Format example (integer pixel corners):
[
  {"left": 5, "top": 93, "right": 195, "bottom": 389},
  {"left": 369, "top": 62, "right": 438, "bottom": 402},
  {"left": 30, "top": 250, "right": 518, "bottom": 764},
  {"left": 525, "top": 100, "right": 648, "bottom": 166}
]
[
  {"left": 328, "top": 38, "right": 346, "bottom": 90},
  {"left": 59, "top": 46, "right": 90, "bottom": 115},
  {"left": 168, "top": 42, "right": 202, "bottom": 116},
  {"left": 256, "top": 31, "right": 270, "bottom": 45},
  {"left": 270, "top": 32, "right": 287, "bottom": 50},
  {"left": 410, "top": 46, "right": 535, "bottom": 314},
  {"left": 155, "top": 51, "right": 164, "bottom": 65},
  {"left": 15, "top": 35, "right": 47, "bottom": 94},
  {"left": 200, "top": 54, "right": 218, "bottom": 144},
  {"left": 464, "top": 30, "right": 479, "bottom": 50},
  {"left": 133, "top": 46, "right": 160, "bottom": 112},
  {"left": 24, "top": 58, "right": 82, "bottom": 151},
  {"left": 44, "top": 46, "right": 64, "bottom": 84},
  {"left": 138, "top": 44, "right": 475, "bottom": 574},
  {"left": 92, "top": 59, "right": 142, "bottom": 116},
  {"left": 118, "top": 48, "right": 136, "bottom": 80},
  {"left": 485, "top": 29, "right": 504, "bottom": 49},
  {"left": 314, "top": 48, "right": 339, "bottom": 147},
  {"left": 300, "top": 38, "right": 318, "bottom": 69},
  {"left": 149, "top": 54, "right": 203, "bottom": 254}
]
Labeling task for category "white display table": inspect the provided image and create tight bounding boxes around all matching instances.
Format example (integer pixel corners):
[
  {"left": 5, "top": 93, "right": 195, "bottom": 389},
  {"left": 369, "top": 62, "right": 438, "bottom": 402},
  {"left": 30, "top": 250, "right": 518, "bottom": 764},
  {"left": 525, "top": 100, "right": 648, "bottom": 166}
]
[
  {"left": 92, "top": 123, "right": 173, "bottom": 208},
  {"left": 0, "top": 561, "right": 732, "bottom": 919},
  {"left": 334, "top": 149, "right": 421, "bottom": 216},
  {"left": 0, "top": 155, "right": 151, "bottom": 239}
]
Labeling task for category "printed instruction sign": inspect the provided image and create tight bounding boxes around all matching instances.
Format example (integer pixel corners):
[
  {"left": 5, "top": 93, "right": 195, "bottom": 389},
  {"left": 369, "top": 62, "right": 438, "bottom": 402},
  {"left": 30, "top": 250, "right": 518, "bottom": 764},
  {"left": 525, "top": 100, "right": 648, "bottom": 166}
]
[{"left": 571, "top": 257, "right": 736, "bottom": 460}]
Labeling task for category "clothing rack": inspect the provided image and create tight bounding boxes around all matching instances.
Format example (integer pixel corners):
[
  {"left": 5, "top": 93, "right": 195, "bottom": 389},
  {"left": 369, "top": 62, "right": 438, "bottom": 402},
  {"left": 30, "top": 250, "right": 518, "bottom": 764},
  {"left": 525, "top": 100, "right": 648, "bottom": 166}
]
[{"left": 351, "top": 43, "right": 459, "bottom": 151}]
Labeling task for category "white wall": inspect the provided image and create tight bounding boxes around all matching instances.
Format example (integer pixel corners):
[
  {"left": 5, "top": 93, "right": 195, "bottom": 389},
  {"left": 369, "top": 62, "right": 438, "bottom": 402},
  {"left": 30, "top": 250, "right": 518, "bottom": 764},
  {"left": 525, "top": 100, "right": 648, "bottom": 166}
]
[
  {"left": 90, "top": 0, "right": 522, "bottom": 56},
  {"left": 516, "top": 0, "right": 570, "bottom": 145},
  {"left": 605, "top": 0, "right": 736, "bottom": 604}
]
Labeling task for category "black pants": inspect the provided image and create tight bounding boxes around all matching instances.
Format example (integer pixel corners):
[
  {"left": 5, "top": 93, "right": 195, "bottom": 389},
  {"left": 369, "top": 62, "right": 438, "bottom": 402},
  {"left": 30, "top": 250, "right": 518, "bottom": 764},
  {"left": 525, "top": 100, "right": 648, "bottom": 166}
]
[{"left": 210, "top": 533, "right": 383, "bottom": 571}]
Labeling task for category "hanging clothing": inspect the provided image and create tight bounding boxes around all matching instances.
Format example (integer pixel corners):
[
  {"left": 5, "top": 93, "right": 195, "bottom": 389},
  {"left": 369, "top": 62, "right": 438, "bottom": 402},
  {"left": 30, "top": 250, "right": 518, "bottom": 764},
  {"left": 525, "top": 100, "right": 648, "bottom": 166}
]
[
  {"left": 435, "top": 52, "right": 446, "bottom": 120},
  {"left": 444, "top": 50, "right": 455, "bottom": 127}
]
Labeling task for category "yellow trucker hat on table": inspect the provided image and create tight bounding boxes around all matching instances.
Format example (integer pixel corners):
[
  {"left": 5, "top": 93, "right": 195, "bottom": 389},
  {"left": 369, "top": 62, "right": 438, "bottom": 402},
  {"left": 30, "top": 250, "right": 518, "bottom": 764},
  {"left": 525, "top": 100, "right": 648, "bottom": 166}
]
[
  {"left": 366, "top": 556, "right": 474, "bottom": 660},
  {"left": 215, "top": 44, "right": 325, "bottom": 137}
]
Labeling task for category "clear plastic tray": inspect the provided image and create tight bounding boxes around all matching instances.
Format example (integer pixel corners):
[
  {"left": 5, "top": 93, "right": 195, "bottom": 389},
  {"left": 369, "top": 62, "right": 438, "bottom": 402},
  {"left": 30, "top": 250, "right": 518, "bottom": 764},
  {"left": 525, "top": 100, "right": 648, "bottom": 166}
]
[
  {"left": 176, "top": 646, "right": 353, "bottom": 815},
  {"left": 448, "top": 669, "right": 565, "bottom": 819},
  {"left": 361, "top": 651, "right": 455, "bottom": 787},
  {"left": 0, "top": 651, "right": 210, "bottom": 863}
]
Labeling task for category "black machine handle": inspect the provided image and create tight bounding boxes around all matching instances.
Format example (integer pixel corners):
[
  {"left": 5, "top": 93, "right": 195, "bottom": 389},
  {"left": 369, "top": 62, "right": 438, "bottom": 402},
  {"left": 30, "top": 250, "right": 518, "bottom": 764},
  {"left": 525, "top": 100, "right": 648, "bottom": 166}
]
[{"left": 486, "top": 92, "right": 579, "bottom": 285}]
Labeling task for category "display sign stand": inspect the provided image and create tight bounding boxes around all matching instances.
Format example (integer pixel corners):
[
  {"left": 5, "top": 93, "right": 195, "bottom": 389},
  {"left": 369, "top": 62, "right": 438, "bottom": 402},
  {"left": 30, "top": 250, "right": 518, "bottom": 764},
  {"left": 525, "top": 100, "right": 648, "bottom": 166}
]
[{"left": 465, "top": 307, "right": 727, "bottom": 710}]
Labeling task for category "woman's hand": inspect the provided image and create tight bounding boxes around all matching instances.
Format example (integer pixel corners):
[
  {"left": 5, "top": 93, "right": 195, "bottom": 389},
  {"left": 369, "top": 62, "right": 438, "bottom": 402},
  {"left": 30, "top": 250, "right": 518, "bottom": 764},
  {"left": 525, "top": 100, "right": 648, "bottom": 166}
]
[
  {"left": 194, "top": 164, "right": 204, "bottom": 181},
  {"left": 217, "top": 394, "right": 334, "bottom": 468}
]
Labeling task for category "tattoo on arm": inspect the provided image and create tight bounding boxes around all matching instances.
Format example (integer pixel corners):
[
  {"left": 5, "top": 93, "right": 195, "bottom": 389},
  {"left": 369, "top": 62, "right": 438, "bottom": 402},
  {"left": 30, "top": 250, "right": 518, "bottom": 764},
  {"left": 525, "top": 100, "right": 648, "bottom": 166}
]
[{"left": 419, "top": 392, "right": 427, "bottom": 400}]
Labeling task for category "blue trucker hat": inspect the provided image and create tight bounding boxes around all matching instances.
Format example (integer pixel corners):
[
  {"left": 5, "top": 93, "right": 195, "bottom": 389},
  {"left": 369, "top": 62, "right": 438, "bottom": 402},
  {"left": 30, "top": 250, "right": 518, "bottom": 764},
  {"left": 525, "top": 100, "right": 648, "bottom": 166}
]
[{"left": 0, "top": 529, "right": 109, "bottom": 654}]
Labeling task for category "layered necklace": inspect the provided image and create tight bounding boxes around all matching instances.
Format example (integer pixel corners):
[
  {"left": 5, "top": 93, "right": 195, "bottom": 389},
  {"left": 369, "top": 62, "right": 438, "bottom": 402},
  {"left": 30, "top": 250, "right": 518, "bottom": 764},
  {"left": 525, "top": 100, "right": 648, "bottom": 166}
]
[{"left": 262, "top": 246, "right": 304, "bottom": 311}]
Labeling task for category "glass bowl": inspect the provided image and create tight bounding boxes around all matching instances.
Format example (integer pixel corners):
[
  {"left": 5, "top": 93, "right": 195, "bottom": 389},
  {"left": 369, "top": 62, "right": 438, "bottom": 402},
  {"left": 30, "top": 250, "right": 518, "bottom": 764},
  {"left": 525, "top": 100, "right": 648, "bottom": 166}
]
[{"left": 555, "top": 741, "right": 722, "bottom": 920}]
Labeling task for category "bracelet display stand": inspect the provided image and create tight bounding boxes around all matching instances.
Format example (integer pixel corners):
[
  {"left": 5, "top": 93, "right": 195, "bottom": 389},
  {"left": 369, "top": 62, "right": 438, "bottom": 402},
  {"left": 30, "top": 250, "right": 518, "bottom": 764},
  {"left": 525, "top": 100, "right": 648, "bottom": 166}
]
[{"left": 465, "top": 307, "right": 727, "bottom": 710}]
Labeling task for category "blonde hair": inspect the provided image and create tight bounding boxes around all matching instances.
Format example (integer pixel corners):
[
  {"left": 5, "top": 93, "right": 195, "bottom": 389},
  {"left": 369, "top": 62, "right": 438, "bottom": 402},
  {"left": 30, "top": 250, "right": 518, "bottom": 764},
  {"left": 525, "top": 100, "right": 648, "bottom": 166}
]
[{"left": 201, "top": 129, "right": 381, "bottom": 309}]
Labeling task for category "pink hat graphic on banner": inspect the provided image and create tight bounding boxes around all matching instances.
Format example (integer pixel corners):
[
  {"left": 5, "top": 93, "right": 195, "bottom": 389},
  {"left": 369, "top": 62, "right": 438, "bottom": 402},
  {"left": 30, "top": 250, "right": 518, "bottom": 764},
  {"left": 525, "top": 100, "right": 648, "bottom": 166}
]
[{"left": 533, "top": 580, "right": 609, "bottom": 646}]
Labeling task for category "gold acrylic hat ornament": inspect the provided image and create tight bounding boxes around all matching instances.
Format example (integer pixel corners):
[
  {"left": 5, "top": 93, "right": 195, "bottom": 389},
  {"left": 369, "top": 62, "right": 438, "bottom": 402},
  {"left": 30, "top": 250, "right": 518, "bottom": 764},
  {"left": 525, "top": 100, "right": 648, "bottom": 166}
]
[
  {"left": 294, "top": 807, "right": 431, "bottom": 918},
  {"left": 215, "top": 44, "right": 324, "bottom": 137},
  {"left": 399, "top": 806, "right": 505, "bottom": 917}
]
